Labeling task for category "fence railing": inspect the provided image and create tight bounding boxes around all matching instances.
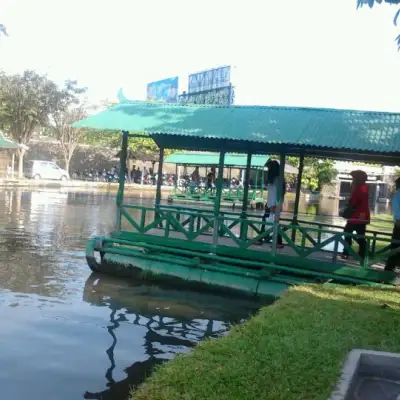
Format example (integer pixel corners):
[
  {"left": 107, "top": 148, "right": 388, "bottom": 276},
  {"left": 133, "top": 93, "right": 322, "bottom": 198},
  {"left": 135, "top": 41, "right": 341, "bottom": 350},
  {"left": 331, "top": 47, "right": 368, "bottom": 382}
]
[{"left": 118, "top": 204, "right": 398, "bottom": 270}]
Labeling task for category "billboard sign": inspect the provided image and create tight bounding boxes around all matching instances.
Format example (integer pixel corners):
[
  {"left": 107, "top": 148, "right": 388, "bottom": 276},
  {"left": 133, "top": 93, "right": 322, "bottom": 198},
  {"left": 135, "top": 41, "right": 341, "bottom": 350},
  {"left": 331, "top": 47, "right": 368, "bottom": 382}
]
[
  {"left": 146, "top": 76, "right": 179, "bottom": 103},
  {"left": 188, "top": 66, "right": 231, "bottom": 94},
  {"left": 178, "top": 85, "right": 234, "bottom": 106}
]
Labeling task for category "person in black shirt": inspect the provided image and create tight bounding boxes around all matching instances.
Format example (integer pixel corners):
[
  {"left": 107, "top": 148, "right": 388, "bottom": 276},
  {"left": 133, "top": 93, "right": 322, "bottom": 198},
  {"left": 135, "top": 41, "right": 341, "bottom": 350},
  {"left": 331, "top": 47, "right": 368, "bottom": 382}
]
[{"left": 206, "top": 168, "right": 216, "bottom": 190}]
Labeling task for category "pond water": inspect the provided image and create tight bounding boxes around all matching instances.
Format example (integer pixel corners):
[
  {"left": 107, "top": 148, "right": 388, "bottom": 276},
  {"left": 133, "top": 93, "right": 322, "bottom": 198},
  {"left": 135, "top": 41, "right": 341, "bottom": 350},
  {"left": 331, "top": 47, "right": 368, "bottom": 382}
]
[
  {"left": 0, "top": 188, "right": 392, "bottom": 400},
  {"left": 0, "top": 189, "right": 264, "bottom": 400}
]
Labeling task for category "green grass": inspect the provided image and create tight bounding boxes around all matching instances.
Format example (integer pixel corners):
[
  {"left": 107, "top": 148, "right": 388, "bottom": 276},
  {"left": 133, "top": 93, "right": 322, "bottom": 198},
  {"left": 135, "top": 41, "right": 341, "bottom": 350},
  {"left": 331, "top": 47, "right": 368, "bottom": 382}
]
[
  {"left": 131, "top": 284, "right": 400, "bottom": 400},
  {"left": 369, "top": 213, "right": 393, "bottom": 232},
  {"left": 294, "top": 212, "right": 393, "bottom": 233}
]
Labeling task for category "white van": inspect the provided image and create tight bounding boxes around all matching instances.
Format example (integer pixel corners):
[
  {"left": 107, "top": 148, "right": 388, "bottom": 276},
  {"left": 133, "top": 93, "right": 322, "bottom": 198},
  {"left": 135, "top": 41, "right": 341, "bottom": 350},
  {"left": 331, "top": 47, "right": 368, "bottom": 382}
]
[{"left": 24, "top": 160, "right": 69, "bottom": 181}]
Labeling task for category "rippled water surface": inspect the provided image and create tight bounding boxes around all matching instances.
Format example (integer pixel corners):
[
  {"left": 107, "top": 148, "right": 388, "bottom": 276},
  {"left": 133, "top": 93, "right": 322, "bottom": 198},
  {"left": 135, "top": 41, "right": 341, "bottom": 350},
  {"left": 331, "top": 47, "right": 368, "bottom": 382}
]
[{"left": 0, "top": 189, "right": 264, "bottom": 400}]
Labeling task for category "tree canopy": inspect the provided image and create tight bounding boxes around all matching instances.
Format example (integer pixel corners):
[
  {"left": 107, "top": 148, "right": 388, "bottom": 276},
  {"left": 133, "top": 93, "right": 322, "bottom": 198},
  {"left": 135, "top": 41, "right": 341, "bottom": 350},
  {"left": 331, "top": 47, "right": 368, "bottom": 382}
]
[
  {"left": 286, "top": 157, "right": 337, "bottom": 191},
  {"left": 0, "top": 71, "right": 87, "bottom": 176},
  {"left": 357, "top": 0, "right": 400, "bottom": 48}
]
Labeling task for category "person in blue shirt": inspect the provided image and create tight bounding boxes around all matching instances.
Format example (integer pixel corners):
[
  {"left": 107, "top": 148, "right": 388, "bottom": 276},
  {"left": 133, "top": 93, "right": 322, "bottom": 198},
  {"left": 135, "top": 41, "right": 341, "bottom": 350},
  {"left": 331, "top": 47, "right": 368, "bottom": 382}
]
[{"left": 385, "top": 177, "right": 400, "bottom": 271}]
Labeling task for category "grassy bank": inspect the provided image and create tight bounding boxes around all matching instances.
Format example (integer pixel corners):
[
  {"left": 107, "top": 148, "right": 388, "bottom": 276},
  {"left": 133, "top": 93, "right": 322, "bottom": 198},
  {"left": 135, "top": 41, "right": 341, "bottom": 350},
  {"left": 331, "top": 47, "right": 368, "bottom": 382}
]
[{"left": 132, "top": 284, "right": 400, "bottom": 400}]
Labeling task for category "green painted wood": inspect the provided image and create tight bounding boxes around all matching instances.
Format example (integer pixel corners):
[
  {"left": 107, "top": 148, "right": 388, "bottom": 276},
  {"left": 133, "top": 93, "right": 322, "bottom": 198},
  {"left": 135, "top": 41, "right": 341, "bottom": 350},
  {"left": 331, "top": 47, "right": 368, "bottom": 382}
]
[
  {"left": 90, "top": 234, "right": 395, "bottom": 290},
  {"left": 116, "top": 131, "right": 128, "bottom": 208},
  {"left": 111, "top": 229, "right": 395, "bottom": 284},
  {"left": 115, "top": 203, "right": 398, "bottom": 285},
  {"left": 100, "top": 251, "right": 289, "bottom": 298}
]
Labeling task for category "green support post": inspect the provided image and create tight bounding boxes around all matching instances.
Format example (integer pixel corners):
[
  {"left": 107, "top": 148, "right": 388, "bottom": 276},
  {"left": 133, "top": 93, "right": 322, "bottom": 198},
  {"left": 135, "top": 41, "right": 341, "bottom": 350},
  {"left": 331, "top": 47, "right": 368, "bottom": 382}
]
[
  {"left": 261, "top": 166, "right": 265, "bottom": 199},
  {"left": 116, "top": 131, "right": 128, "bottom": 231},
  {"left": 254, "top": 166, "right": 258, "bottom": 200},
  {"left": 155, "top": 147, "right": 164, "bottom": 207},
  {"left": 174, "top": 163, "right": 178, "bottom": 194},
  {"left": 291, "top": 153, "right": 304, "bottom": 242},
  {"left": 228, "top": 167, "right": 232, "bottom": 198},
  {"left": 205, "top": 167, "right": 208, "bottom": 197},
  {"left": 271, "top": 152, "right": 286, "bottom": 257},
  {"left": 212, "top": 152, "right": 226, "bottom": 246},
  {"left": 240, "top": 153, "right": 252, "bottom": 240},
  {"left": 155, "top": 147, "right": 164, "bottom": 227}
]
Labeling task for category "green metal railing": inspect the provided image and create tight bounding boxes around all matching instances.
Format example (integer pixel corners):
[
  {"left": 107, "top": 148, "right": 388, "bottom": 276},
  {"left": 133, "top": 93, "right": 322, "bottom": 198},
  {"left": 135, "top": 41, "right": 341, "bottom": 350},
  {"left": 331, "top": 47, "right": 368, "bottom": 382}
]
[
  {"left": 170, "top": 185, "right": 261, "bottom": 205},
  {"left": 117, "top": 203, "right": 398, "bottom": 272}
]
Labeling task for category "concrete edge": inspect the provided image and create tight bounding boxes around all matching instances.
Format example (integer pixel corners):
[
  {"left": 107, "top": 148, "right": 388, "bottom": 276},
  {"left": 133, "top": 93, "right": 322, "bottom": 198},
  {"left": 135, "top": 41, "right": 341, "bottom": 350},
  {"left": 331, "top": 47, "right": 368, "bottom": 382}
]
[
  {"left": 329, "top": 349, "right": 362, "bottom": 400},
  {"left": 329, "top": 349, "right": 400, "bottom": 400}
]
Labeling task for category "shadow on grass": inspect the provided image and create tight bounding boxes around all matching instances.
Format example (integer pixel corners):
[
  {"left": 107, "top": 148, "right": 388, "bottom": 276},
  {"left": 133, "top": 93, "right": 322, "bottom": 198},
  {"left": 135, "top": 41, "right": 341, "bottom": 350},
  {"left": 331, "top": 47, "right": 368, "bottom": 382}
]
[{"left": 303, "top": 284, "right": 400, "bottom": 309}]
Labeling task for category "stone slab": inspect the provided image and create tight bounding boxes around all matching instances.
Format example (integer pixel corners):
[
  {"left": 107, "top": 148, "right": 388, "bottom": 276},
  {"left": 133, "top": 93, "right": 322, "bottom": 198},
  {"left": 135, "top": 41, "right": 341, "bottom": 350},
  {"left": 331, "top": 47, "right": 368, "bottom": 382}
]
[{"left": 329, "top": 349, "right": 400, "bottom": 400}]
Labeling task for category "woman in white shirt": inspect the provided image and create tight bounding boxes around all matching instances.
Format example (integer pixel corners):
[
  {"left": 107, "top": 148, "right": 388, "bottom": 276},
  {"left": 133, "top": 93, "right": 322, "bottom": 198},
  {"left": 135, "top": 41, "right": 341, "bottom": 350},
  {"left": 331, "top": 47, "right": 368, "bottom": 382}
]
[{"left": 259, "top": 160, "right": 285, "bottom": 247}]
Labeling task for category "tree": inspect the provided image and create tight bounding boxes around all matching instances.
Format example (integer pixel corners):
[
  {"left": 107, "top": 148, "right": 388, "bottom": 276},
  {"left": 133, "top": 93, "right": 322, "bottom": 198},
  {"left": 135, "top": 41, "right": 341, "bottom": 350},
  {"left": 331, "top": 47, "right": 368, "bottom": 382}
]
[
  {"left": 286, "top": 156, "right": 337, "bottom": 191},
  {"left": 357, "top": 0, "right": 400, "bottom": 7},
  {"left": 51, "top": 80, "right": 87, "bottom": 174},
  {"left": 0, "top": 70, "right": 66, "bottom": 177},
  {"left": 313, "top": 159, "right": 338, "bottom": 191},
  {"left": 357, "top": 0, "right": 400, "bottom": 48},
  {"left": 53, "top": 104, "right": 88, "bottom": 174},
  {"left": 82, "top": 129, "right": 121, "bottom": 148},
  {"left": 129, "top": 136, "right": 161, "bottom": 156}
]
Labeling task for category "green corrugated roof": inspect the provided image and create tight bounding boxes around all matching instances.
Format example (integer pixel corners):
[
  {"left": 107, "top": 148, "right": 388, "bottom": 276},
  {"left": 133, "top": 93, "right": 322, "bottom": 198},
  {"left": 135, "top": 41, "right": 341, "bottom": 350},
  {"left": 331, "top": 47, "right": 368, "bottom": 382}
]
[
  {"left": 72, "top": 102, "right": 400, "bottom": 161},
  {"left": 165, "top": 152, "right": 269, "bottom": 168},
  {"left": 0, "top": 133, "right": 23, "bottom": 149}
]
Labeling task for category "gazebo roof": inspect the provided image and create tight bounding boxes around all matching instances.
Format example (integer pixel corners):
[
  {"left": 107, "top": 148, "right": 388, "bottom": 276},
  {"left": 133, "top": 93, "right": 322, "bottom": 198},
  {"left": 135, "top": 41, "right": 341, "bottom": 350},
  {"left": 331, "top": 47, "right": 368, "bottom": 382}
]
[
  {"left": 72, "top": 101, "right": 400, "bottom": 164},
  {"left": 165, "top": 152, "right": 270, "bottom": 168},
  {"left": 0, "top": 133, "right": 27, "bottom": 150},
  {"left": 165, "top": 152, "right": 298, "bottom": 173}
]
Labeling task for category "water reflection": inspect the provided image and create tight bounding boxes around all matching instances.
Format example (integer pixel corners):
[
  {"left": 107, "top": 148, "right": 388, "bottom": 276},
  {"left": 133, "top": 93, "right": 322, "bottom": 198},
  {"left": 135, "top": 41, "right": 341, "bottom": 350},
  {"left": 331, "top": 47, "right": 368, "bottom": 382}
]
[{"left": 82, "top": 274, "right": 263, "bottom": 400}]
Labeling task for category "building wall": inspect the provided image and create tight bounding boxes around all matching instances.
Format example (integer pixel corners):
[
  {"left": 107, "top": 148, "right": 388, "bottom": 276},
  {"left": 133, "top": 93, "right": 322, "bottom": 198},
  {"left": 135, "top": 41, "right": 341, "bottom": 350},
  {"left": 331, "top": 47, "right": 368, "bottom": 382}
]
[{"left": 334, "top": 161, "right": 398, "bottom": 200}]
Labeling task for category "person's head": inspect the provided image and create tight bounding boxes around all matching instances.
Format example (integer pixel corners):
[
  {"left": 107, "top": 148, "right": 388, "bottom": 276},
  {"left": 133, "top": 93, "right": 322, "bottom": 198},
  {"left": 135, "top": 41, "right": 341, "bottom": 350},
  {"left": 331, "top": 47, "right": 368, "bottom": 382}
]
[
  {"left": 395, "top": 177, "right": 400, "bottom": 191},
  {"left": 267, "top": 160, "right": 280, "bottom": 183},
  {"left": 350, "top": 170, "right": 367, "bottom": 187}
]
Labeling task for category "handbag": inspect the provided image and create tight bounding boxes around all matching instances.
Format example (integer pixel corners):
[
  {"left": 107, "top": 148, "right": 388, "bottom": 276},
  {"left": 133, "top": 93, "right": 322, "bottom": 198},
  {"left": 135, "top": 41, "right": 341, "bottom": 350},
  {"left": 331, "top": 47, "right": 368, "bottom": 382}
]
[{"left": 340, "top": 203, "right": 356, "bottom": 219}]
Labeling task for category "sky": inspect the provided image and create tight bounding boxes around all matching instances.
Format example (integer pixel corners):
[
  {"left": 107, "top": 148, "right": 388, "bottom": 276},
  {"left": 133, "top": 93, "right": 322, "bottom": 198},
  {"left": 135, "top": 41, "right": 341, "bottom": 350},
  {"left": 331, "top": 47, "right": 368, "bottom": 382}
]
[{"left": 1, "top": 0, "right": 400, "bottom": 111}]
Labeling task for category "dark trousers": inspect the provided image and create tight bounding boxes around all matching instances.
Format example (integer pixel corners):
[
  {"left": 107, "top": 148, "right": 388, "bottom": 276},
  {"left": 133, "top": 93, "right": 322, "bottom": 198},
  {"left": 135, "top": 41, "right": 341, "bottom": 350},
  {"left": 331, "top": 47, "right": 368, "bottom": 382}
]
[
  {"left": 343, "top": 223, "right": 367, "bottom": 258},
  {"left": 385, "top": 225, "right": 400, "bottom": 271},
  {"left": 260, "top": 211, "right": 282, "bottom": 245}
]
